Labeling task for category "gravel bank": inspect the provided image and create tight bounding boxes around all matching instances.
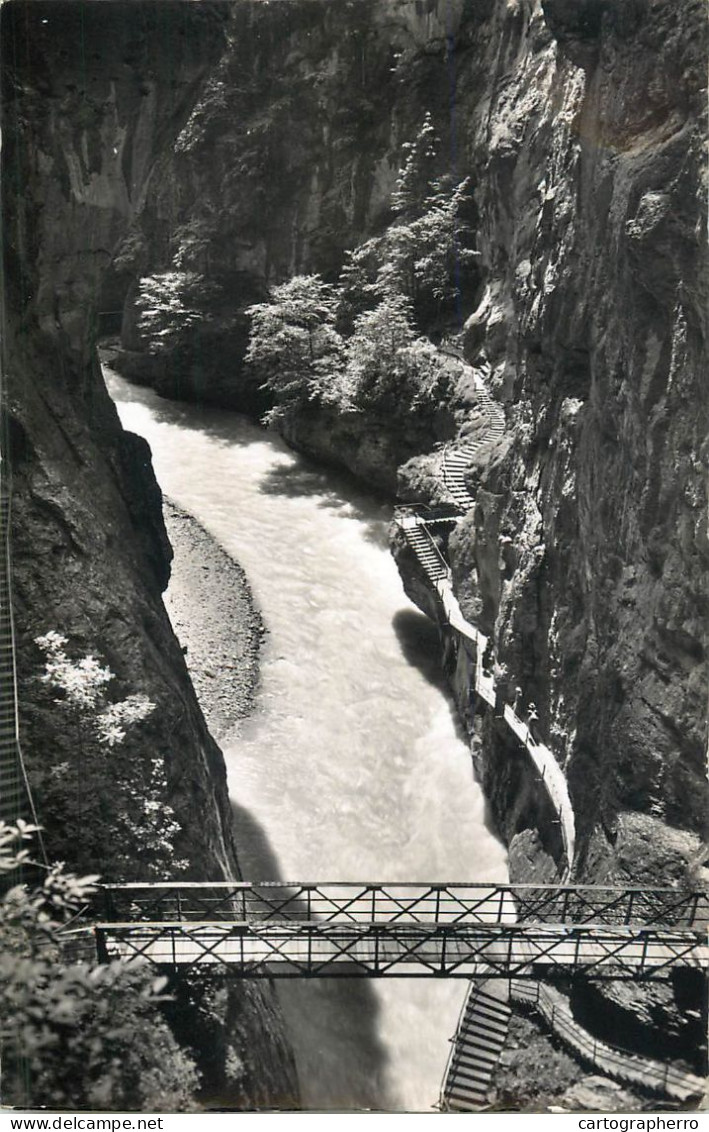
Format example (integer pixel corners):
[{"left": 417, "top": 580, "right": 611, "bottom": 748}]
[{"left": 163, "top": 498, "right": 264, "bottom": 741}]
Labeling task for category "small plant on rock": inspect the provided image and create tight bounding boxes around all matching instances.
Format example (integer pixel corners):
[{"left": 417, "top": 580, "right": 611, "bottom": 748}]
[{"left": 34, "top": 632, "right": 187, "bottom": 880}]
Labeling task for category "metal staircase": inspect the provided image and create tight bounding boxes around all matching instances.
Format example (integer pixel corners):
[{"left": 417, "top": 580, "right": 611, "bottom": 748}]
[
  {"left": 398, "top": 515, "right": 450, "bottom": 582},
  {"left": 442, "top": 366, "right": 506, "bottom": 512},
  {"left": 509, "top": 980, "right": 705, "bottom": 1103},
  {"left": 442, "top": 979, "right": 512, "bottom": 1111}
]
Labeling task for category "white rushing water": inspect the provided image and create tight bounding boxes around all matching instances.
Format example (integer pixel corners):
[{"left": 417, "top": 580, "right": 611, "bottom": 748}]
[{"left": 107, "top": 368, "right": 508, "bottom": 1112}]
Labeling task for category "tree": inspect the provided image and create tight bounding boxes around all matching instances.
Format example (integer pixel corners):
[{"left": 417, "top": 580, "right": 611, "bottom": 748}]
[
  {"left": 245, "top": 275, "right": 346, "bottom": 423},
  {"left": 136, "top": 271, "right": 217, "bottom": 356},
  {"left": 0, "top": 823, "right": 199, "bottom": 1111},
  {"left": 339, "top": 116, "right": 476, "bottom": 322},
  {"left": 390, "top": 110, "right": 439, "bottom": 220},
  {"left": 388, "top": 175, "right": 476, "bottom": 309},
  {"left": 345, "top": 291, "right": 448, "bottom": 414}
]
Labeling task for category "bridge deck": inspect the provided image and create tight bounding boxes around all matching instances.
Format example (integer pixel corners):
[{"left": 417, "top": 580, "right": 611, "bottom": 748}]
[{"left": 86, "top": 920, "right": 708, "bottom": 979}]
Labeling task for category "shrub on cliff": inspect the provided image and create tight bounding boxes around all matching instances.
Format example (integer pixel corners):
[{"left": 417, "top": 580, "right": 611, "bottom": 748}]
[
  {"left": 33, "top": 632, "right": 187, "bottom": 880},
  {"left": 245, "top": 275, "right": 346, "bottom": 424},
  {"left": 245, "top": 118, "right": 471, "bottom": 426},
  {"left": 0, "top": 823, "right": 199, "bottom": 1110}
]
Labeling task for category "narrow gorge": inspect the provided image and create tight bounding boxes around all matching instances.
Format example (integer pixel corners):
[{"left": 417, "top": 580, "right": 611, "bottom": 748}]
[{"left": 1, "top": 0, "right": 706, "bottom": 1115}]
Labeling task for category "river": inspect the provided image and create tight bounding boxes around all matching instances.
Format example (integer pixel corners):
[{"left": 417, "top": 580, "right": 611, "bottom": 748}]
[{"left": 106, "top": 368, "right": 508, "bottom": 1112}]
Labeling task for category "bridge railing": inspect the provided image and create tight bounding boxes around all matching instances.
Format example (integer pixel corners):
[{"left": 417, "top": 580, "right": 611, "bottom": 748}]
[
  {"left": 87, "top": 919, "right": 708, "bottom": 980},
  {"left": 93, "top": 882, "right": 709, "bottom": 930}
]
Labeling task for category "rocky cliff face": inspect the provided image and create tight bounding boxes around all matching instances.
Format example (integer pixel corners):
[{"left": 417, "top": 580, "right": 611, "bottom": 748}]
[
  {"left": 403, "top": 0, "right": 707, "bottom": 1079},
  {"left": 116, "top": 0, "right": 707, "bottom": 880},
  {"left": 452, "top": 0, "right": 707, "bottom": 882},
  {"left": 1, "top": 1, "right": 297, "bottom": 1108},
  {"left": 71, "top": 0, "right": 706, "bottom": 1094},
  {"left": 105, "top": 0, "right": 483, "bottom": 488}
]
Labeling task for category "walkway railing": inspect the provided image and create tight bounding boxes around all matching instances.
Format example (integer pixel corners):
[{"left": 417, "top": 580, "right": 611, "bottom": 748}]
[
  {"left": 0, "top": 449, "right": 44, "bottom": 847},
  {"left": 440, "top": 977, "right": 512, "bottom": 1111},
  {"left": 394, "top": 513, "right": 576, "bottom": 870},
  {"left": 395, "top": 358, "right": 577, "bottom": 871},
  {"left": 396, "top": 355, "right": 704, "bottom": 1096},
  {"left": 510, "top": 980, "right": 705, "bottom": 1103},
  {"left": 56, "top": 881, "right": 709, "bottom": 980},
  {"left": 441, "top": 365, "right": 506, "bottom": 513}
]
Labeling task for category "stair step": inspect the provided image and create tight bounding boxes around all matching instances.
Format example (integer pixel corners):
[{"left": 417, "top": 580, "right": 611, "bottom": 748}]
[
  {"left": 460, "top": 1012, "right": 508, "bottom": 1037},
  {"left": 446, "top": 1089, "right": 488, "bottom": 1110},
  {"left": 449, "top": 1054, "right": 498, "bottom": 1082},
  {"left": 475, "top": 992, "right": 511, "bottom": 1013},
  {"left": 452, "top": 1043, "right": 503, "bottom": 1071},
  {"left": 455, "top": 1036, "right": 505, "bottom": 1062},
  {"left": 471, "top": 998, "right": 512, "bottom": 1023},
  {"left": 454, "top": 1037, "right": 504, "bottom": 1063},
  {"left": 446, "top": 1098, "right": 486, "bottom": 1113},
  {"left": 447, "top": 1081, "right": 489, "bottom": 1103},
  {"left": 447, "top": 1076, "right": 490, "bottom": 1099},
  {"left": 472, "top": 995, "right": 512, "bottom": 1016},
  {"left": 463, "top": 1010, "right": 509, "bottom": 1036}
]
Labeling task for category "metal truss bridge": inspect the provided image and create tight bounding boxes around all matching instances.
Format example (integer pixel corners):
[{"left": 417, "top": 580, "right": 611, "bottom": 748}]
[{"left": 63, "top": 881, "right": 709, "bottom": 980}]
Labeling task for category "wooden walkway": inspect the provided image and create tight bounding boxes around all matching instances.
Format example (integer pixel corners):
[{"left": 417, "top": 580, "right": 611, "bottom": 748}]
[
  {"left": 396, "top": 355, "right": 706, "bottom": 1104},
  {"left": 67, "top": 881, "right": 708, "bottom": 982},
  {"left": 396, "top": 515, "right": 576, "bottom": 869},
  {"left": 0, "top": 457, "right": 35, "bottom": 830},
  {"left": 395, "top": 358, "right": 576, "bottom": 873}
]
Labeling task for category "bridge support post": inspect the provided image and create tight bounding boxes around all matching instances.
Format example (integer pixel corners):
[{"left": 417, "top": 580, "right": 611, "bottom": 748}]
[
  {"left": 95, "top": 928, "right": 109, "bottom": 965},
  {"left": 560, "top": 888, "right": 571, "bottom": 922}
]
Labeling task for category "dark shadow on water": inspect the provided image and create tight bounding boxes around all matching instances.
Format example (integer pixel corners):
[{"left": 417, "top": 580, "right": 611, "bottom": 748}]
[
  {"left": 105, "top": 365, "right": 266, "bottom": 449},
  {"left": 391, "top": 610, "right": 507, "bottom": 852},
  {"left": 391, "top": 609, "right": 450, "bottom": 695},
  {"left": 229, "top": 800, "right": 396, "bottom": 1112},
  {"left": 256, "top": 459, "right": 392, "bottom": 550}
]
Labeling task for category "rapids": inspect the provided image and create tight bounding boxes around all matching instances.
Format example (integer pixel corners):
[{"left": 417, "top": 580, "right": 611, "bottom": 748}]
[{"left": 106, "top": 368, "right": 507, "bottom": 1112}]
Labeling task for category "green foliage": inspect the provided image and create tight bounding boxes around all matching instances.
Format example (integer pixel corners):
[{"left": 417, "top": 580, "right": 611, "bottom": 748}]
[
  {"left": 245, "top": 114, "right": 472, "bottom": 426},
  {"left": 34, "top": 633, "right": 186, "bottom": 880},
  {"left": 137, "top": 271, "right": 217, "bottom": 356},
  {"left": 390, "top": 175, "right": 476, "bottom": 306},
  {"left": 345, "top": 292, "right": 448, "bottom": 413},
  {"left": 0, "top": 823, "right": 199, "bottom": 1111},
  {"left": 245, "top": 276, "right": 346, "bottom": 424},
  {"left": 340, "top": 116, "right": 476, "bottom": 319},
  {"left": 390, "top": 111, "right": 439, "bottom": 220}
]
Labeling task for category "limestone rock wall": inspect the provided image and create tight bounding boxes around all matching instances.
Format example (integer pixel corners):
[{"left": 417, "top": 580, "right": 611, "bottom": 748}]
[
  {"left": 109, "top": 0, "right": 707, "bottom": 884},
  {"left": 1, "top": 1, "right": 297, "bottom": 1108},
  {"left": 36, "top": 0, "right": 706, "bottom": 1087},
  {"left": 450, "top": 0, "right": 707, "bottom": 884}
]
